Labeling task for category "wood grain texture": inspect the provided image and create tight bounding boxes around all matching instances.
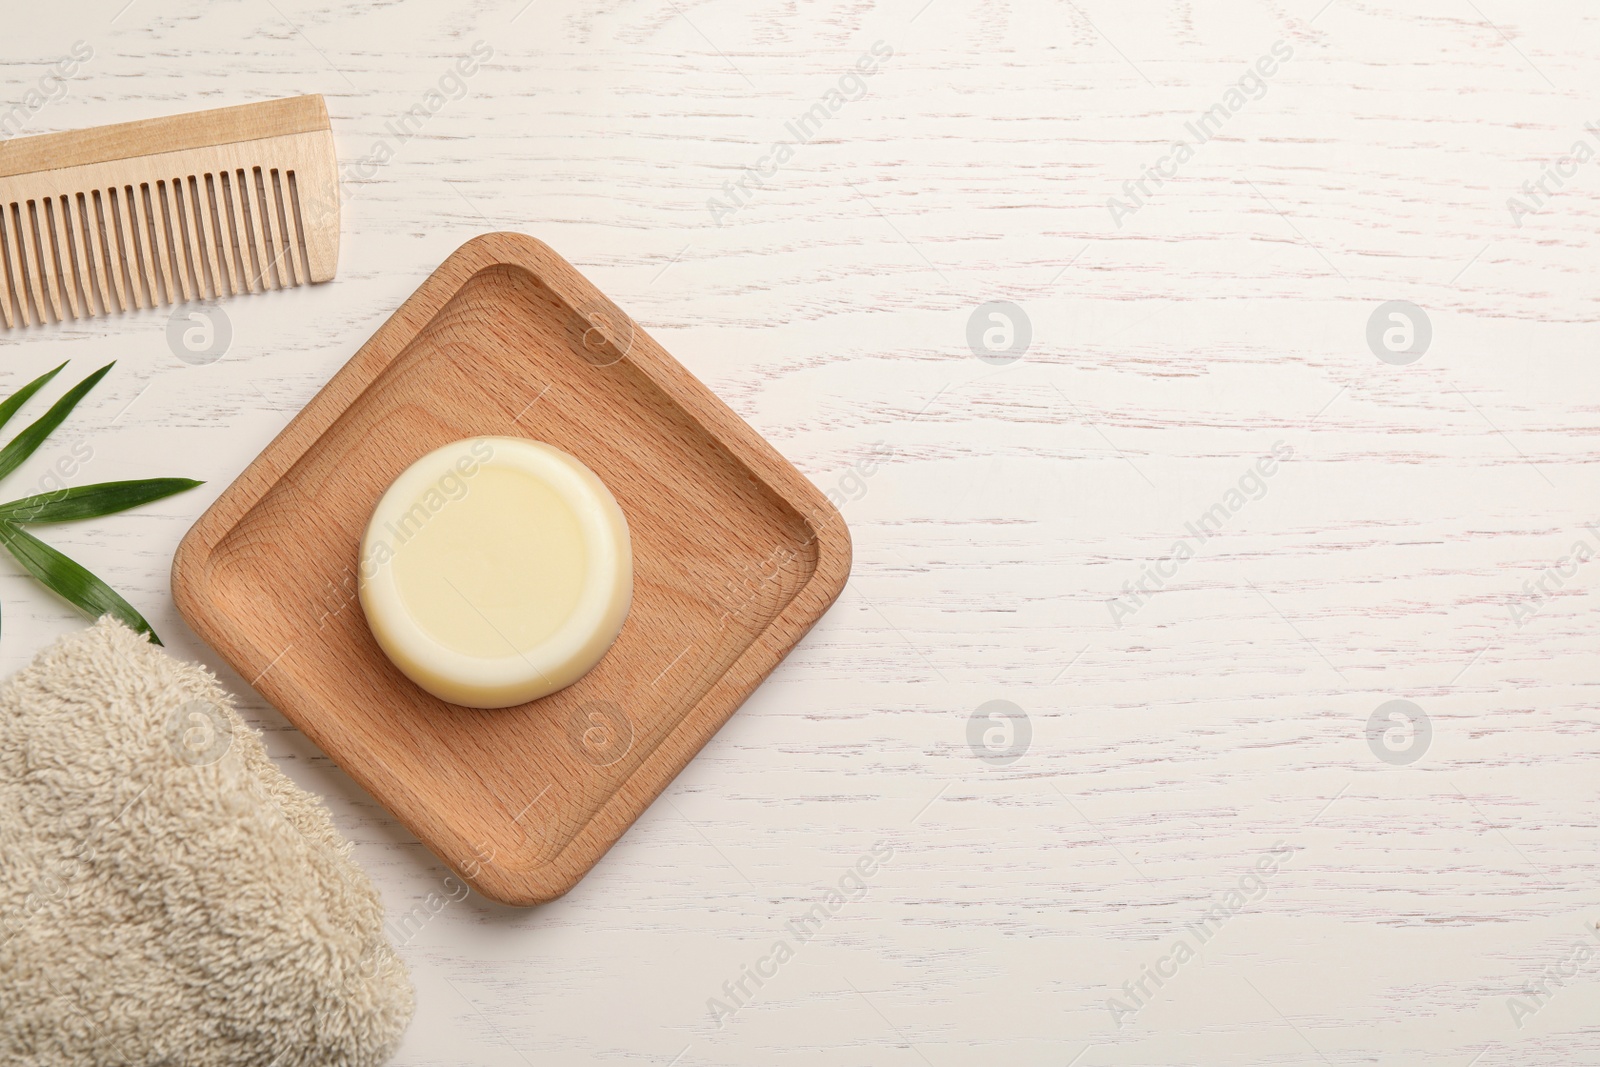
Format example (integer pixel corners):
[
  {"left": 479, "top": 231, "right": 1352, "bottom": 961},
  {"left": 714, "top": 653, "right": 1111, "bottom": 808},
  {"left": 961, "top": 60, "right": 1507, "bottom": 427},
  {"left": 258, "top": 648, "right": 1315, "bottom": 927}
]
[
  {"left": 0, "top": 95, "right": 338, "bottom": 326},
  {"left": 0, "top": 93, "right": 329, "bottom": 176},
  {"left": 4, "top": 0, "right": 1600, "bottom": 1064},
  {"left": 171, "top": 231, "right": 852, "bottom": 905}
]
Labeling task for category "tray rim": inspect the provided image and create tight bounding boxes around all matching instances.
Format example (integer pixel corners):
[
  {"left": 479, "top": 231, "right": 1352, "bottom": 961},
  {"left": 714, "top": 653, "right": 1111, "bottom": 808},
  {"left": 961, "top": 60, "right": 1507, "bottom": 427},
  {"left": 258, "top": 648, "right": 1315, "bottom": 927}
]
[{"left": 171, "top": 231, "right": 853, "bottom": 905}]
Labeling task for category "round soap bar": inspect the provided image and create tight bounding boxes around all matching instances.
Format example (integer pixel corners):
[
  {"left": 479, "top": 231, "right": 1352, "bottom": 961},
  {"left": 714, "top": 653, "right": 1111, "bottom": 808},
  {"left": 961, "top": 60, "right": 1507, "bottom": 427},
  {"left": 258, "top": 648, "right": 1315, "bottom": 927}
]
[{"left": 358, "top": 436, "right": 632, "bottom": 709}]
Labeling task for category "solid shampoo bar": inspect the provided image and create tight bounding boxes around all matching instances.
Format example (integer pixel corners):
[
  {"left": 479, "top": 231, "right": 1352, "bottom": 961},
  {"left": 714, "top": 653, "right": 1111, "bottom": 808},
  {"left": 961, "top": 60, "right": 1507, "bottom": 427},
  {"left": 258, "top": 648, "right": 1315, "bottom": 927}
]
[{"left": 358, "top": 437, "right": 632, "bottom": 709}]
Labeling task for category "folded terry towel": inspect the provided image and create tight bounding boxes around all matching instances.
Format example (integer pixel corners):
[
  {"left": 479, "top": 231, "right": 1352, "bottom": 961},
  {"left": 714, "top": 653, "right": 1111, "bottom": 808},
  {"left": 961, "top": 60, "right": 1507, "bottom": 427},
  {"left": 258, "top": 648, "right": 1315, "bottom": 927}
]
[{"left": 0, "top": 617, "right": 413, "bottom": 1066}]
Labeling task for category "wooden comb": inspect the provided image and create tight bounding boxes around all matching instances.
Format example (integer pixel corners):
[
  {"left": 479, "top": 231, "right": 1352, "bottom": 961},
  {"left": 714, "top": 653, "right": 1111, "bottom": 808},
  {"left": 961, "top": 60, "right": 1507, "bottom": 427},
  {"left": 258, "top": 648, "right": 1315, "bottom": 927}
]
[{"left": 0, "top": 95, "right": 338, "bottom": 329}]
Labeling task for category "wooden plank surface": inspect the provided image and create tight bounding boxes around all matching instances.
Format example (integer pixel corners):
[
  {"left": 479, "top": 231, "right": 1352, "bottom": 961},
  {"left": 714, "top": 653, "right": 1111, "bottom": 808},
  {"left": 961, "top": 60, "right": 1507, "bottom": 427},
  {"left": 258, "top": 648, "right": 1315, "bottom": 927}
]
[{"left": 3, "top": 0, "right": 1600, "bottom": 1064}]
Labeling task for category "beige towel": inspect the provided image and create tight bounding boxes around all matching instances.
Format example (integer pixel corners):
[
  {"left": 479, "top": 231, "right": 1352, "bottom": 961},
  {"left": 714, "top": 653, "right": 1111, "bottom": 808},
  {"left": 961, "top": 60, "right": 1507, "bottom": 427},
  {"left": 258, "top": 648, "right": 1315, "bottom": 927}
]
[{"left": 0, "top": 617, "right": 413, "bottom": 1066}]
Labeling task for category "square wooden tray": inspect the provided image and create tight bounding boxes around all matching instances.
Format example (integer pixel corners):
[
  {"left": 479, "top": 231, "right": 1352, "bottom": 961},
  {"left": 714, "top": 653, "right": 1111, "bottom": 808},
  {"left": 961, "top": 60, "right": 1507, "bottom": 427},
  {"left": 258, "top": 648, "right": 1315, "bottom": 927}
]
[{"left": 171, "top": 232, "right": 851, "bottom": 905}]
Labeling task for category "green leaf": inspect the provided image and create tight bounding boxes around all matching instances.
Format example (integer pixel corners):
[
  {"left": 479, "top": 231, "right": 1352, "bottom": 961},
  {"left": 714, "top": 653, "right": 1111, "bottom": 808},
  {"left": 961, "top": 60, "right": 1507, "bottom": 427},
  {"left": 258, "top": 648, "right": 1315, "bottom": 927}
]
[
  {"left": 0, "top": 362, "right": 114, "bottom": 485},
  {"left": 0, "top": 362, "right": 66, "bottom": 438},
  {"left": 0, "top": 522, "right": 159, "bottom": 644},
  {"left": 0, "top": 478, "right": 202, "bottom": 524}
]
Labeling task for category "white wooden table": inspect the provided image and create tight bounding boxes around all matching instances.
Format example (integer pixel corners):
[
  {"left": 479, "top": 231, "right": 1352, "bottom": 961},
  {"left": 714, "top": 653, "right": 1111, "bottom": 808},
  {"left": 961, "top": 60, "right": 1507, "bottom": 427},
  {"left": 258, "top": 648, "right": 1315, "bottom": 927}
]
[{"left": 6, "top": 1, "right": 1600, "bottom": 1063}]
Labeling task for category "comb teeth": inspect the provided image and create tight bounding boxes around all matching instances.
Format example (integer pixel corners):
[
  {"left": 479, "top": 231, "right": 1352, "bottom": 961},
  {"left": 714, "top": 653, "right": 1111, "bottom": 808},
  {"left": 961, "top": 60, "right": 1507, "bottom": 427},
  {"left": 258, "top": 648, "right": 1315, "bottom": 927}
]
[
  {"left": 0, "top": 169, "right": 316, "bottom": 326},
  {"left": 0, "top": 96, "right": 339, "bottom": 329}
]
